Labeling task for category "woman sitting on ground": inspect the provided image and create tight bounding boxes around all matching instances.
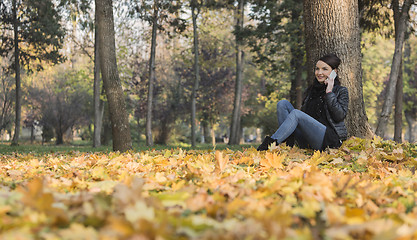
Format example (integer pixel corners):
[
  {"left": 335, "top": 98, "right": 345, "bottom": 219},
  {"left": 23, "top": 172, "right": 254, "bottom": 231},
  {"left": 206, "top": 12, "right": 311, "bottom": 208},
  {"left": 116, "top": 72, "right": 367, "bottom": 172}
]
[{"left": 257, "top": 53, "right": 349, "bottom": 151}]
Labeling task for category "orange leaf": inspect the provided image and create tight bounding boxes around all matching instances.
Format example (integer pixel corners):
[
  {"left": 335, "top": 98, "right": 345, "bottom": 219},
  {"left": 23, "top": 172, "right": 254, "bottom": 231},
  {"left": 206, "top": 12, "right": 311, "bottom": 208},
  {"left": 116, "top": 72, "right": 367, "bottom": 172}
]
[
  {"left": 261, "top": 152, "right": 284, "bottom": 169},
  {"left": 215, "top": 151, "right": 229, "bottom": 172}
]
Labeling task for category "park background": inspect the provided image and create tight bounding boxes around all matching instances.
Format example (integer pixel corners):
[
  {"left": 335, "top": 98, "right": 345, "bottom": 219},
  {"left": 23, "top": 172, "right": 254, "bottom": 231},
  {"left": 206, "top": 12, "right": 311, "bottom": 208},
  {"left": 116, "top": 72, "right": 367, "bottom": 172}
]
[{"left": 1, "top": 0, "right": 417, "bottom": 151}]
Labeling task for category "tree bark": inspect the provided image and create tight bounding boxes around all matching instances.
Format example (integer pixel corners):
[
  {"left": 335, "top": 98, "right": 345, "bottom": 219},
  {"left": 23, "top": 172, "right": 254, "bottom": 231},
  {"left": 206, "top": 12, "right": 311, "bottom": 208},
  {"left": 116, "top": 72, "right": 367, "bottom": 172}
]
[
  {"left": 405, "top": 111, "right": 417, "bottom": 143},
  {"left": 290, "top": 55, "right": 304, "bottom": 109},
  {"left": 191, "top": 1, "right": 200, "bottom": 147},
  {"left": 12, "top": 0, "right": 21, "bottom": 146},
  {"left": 394, "top": 60, "right": 403, "bottom": 143},
  {"left": 210, "top": 125, "right": 215, "bottom": 147},
  {"left": 303, "top": 0, "right": 373, "bottom": 138},
  {"left": 403, "top": 41, "right": 416, "bottom": 143},
  {"left": 93, "top": 9, "right": 104, "bottom": 148},
  {"left": 146, "top": 0, "right": 158, "bottom": 147},
  {"left": 229, "top": 0, "right": 245, "bottom": 145},
  {"left": 96, "top": 0, "right": 132, "bottom": 152},
  {"left": 289, "top": 4, "right": 304, "bottom": 110},
  {"left": 375, "top": 0, "right": 413, "bottom": 138}
]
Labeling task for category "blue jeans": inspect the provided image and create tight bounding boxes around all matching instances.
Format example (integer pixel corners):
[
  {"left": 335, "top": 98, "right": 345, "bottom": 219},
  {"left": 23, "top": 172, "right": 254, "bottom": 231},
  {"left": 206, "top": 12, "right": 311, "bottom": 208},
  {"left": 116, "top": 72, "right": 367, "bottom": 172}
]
[{"left": 270, "top": 100, "right": 326, "bottom": 150}]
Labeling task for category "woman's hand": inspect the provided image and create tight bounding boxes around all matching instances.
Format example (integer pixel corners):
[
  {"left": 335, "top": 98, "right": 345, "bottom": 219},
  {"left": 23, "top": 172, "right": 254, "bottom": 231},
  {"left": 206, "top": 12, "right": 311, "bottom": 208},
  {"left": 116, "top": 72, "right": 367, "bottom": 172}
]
[{"left": 325, "top": 74, "right": 335, "bottom": 93}]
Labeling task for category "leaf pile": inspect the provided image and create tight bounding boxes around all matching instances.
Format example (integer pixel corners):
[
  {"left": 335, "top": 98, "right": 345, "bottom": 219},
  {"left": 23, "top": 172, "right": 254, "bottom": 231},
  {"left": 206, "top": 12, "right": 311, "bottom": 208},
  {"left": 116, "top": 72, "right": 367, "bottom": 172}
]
[{"left": 1, "top": 137, "right": 417, "bottom": 239}]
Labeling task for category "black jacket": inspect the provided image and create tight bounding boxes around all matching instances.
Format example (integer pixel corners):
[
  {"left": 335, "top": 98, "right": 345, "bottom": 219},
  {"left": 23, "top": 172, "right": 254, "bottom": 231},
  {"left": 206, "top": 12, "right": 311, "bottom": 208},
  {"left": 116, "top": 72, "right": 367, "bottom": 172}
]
[{"left": 301, "top": 84, "right": 349, "bottom": 140}]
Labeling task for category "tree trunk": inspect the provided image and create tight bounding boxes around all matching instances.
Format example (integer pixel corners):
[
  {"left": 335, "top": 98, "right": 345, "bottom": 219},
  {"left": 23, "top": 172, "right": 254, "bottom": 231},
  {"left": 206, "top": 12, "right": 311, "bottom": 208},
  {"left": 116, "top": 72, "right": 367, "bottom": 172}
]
[
  {"left": 155, "top": 116, "right": 171, "bottom": 145},
  {"left": 12, "top": 0, "right": 21, "bottom": 146},
  {"left": 394, "top": 60, "right": 403, "bottom": 143},
  {"left": 403, "top": 41, "right": 416, "bottom": 143},
  {"left": 375, "top": 0, "right": 413, "bottom": 138},
  {"left": 405, "top": 111, "right": 417, "bottom": 143},
  {"left": 290, "top": 56, "right": 304, "bottom": 109},
  {"left": 229, "top": 0, "right": 245, "bottom": 145},
  {"left": 93, "top": 9, "right": 104, "bottom": 148},
  {"left": 289, "top": 3, "right": 304, "bottom": 110},
  {"left": 210, "top": 125, "right": 215, "bottom": 147},
  {"left": 303, "top": 0, "right": 373, "bottom": 138},
  {"left": 146, "top": 0, "right": 158, "bottom": 147},
  {"left": 30, "top": 124, "right": 34, "bottom": 144},
  {"left": 191, "top": 1, "right": 200, "bottom": 147},
  {"left": 56, "top": 130, "right": 63, "bottom": 145},
  {"left": 96, "top": 0, "right": 132, "bottom": 152}
]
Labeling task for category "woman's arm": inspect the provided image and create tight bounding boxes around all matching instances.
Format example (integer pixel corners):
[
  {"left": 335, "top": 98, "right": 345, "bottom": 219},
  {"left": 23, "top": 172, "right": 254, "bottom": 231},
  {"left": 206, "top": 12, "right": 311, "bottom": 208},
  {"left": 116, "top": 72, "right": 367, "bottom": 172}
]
[{"left": 325, "top": 86, "right": 349, "bottom": 122}]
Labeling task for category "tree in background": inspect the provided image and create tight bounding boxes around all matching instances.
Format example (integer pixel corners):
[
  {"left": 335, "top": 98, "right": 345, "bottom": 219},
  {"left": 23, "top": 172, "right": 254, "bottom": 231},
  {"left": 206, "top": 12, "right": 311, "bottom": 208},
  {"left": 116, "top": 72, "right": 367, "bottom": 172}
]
[
  {"left": 0, "top": 58, "right": 14, "bottom": 136},
  {"left": 190, "top": 0, "right": 203, "bottom": 147},
  {"left": 228, "top": 0, "right": 245, "bottom": 145},
  {"left": 303, "top": 0, "right": 373, "bottom": 139},
  {"left": 131, "top": 0, "right": 185, "bottom": 146},
  {"left": 404, "top": 38, "right": 417, "bottom": 142},
  {"left": 176, "top": 8, "right": 236, "bottom": 145},
  {"left": 375, "top": 0, "right": 413, "bottom": 139},
  {"left": 28, "top": 64, "right": 92, "bottom": 145},
  {"left": 58, "top": 0, "right": 105, "bottom": 147},
  {"left": 361, "top": 33, "right": 394, "bottom": 128},
  {"left": 95, "top": 0, "right": 132, "bottom": 151},
  {"left": 245, "top": 0, "right": 305, "bottom": 109},
  {"left": 0, "top": 0, "right": 65, "bottom": 145}
]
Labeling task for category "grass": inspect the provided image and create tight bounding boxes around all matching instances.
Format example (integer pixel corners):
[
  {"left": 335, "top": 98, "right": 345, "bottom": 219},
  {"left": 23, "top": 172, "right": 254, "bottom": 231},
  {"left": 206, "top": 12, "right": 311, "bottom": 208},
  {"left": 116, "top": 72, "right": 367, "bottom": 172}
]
[{"left": 0, "top": 140, "right": 258, "bottom": 155}]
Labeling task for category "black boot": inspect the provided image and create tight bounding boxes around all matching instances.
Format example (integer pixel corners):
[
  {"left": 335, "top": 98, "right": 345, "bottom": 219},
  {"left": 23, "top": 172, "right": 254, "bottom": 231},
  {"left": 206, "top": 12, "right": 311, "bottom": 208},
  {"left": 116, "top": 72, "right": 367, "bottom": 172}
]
[{"left": 257, "top": 136, "right": 277, "bottom": 151}]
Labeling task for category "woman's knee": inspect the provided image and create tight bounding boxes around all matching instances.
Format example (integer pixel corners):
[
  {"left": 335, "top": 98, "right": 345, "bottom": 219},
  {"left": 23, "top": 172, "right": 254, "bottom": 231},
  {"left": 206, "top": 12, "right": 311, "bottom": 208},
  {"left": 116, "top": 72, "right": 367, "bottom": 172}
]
[
  {"left": 289, "top": 109, "right": 303, "bottom": 119},
  {"left": 277, "top": 99, "right": 291, "bottom": 110}
]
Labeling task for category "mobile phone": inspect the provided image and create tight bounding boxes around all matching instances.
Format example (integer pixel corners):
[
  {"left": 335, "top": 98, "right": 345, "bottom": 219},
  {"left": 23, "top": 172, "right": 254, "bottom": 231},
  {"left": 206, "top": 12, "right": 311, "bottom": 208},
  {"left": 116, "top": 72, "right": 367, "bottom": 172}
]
[{"left": 329, "top": 70, "right": 337, "bottom": 80}]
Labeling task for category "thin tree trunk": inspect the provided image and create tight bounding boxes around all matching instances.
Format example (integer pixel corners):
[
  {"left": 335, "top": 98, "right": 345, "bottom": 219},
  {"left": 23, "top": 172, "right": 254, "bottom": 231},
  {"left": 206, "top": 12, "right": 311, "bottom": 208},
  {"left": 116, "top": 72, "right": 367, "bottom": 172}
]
[
  {"left": 394, "top": 60, "right": 403, "bottom": 142},
  {"left": 93, "top": 9, "right": 104, "bottom": 148},
  {"left": 229, "top": 0, "right": 245, "bottom": 145},
  {"left": 405, "top": 112, "right": 417, "bottom": 142},
  {"left": 303, "top": 0, "right": 373, "bottom": 138},
  {"left": 146, "top": 0, "right": 158, "bottom": 146},
  {"left": 191, "top": 1, "right": 200, "bottom": 147},
  {"left": 403, "top": 41, "right": 416, "bottom": 143},
  {"left": 290, "top": 57, "right": 304, "bottom": 109},
  {"left": 210, "top": 125, "right": 215, "bottom": 147},
  {"left": 12, "top": 0, "right": 21, "bottom": 146},
  {"left": 375, "top": 0, "right": 412, "bottom": 138},
  {"left": 96, "top": 0, "right": 132, "bottom": 152},
  {"left": 289, "top": 3, "right": 304, "bottom": 110}
]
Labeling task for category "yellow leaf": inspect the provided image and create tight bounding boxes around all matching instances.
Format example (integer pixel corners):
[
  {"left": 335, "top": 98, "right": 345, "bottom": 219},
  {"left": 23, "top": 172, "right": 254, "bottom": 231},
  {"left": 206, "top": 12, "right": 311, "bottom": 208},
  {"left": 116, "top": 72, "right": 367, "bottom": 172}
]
[
  {"left": 345, "top": 207, "right": 366, "bottom": 224},
  {"left": 125, "top": 200, "right": 155, "bottom": 223},
  {"left": 260, "top": 152, "right": 284, "bottom": 169},
  {"left": 19, "top": 178, "right": 54, "bottom": 212},
  {"left": 57, "top": 223, "right": 99, "bottom": 240},
  {"left": 215, "top": 151, "right": 229, "bottom": 172}
]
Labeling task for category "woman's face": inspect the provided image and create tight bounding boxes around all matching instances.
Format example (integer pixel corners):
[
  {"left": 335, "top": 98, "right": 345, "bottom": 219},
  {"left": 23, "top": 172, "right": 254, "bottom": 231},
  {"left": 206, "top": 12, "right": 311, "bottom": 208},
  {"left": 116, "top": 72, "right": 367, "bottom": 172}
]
[{"left": 315, "top": 60, "right": 334, "bottom": 84}]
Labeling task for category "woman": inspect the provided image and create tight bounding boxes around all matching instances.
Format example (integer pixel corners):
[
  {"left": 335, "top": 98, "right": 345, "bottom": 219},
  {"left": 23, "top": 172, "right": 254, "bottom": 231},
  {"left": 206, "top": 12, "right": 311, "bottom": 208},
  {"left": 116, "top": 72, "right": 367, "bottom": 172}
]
[{"left": 257, "top": 53, "right": 349, "bottom": 151}]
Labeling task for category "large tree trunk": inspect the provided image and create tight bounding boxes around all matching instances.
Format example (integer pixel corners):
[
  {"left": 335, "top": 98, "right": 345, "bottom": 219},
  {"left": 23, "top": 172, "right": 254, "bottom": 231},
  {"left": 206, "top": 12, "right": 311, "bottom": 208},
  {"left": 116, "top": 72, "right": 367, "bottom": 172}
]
[
  {"left": 394, "top": 60, "right": 403, "bottom": 143},
  {"left": 146, "top": 0, "right": 158, "bottom": 147},
  {"left": 93, "top": 9, "right": 104, "bottom": 148},
  {"left": 96, "top": 0, "right": 132, "bottom": 152},
  {"left": 191, "top": 1, "right": 200, "bottom": 147},
  {"left": 303, "top": 0, "right": 373, "bottom": 138},
  {"left": 229, "top": 0, "right": 245, "bottom": 145},
  {"left": 12, "top": 0, "right": 21, "bottom": 146},
  {"left": 375, "top": 0, "right": 413, "bottom": 138}
]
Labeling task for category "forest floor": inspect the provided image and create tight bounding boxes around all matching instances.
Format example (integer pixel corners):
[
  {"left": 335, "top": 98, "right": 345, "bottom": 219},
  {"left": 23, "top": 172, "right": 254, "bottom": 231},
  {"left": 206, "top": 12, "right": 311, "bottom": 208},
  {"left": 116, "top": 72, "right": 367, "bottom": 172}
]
[{"left": 1, "top": 137, "right": 417, "bottom": 239}]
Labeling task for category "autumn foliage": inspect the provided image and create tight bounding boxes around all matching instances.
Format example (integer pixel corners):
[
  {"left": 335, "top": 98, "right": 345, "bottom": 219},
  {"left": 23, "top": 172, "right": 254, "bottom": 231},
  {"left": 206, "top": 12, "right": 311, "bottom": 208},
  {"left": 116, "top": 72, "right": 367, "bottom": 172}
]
[{"left": 1, "top": 137, "right": 417, "bottom": 239}]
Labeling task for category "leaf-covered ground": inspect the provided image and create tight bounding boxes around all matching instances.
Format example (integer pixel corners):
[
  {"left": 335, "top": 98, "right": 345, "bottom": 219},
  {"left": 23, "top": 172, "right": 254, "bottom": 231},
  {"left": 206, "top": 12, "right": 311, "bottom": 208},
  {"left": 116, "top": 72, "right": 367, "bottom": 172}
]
[{"left": 1, "top": 137, "right": 417, "bottom": 240}]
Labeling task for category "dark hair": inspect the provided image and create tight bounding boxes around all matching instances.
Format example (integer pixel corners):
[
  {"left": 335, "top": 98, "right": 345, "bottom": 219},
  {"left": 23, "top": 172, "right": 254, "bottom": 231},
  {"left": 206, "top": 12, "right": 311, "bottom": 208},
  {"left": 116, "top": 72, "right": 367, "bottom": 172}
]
[{"left": 319, "top": 53, "right": 341, "bottom": 69}]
